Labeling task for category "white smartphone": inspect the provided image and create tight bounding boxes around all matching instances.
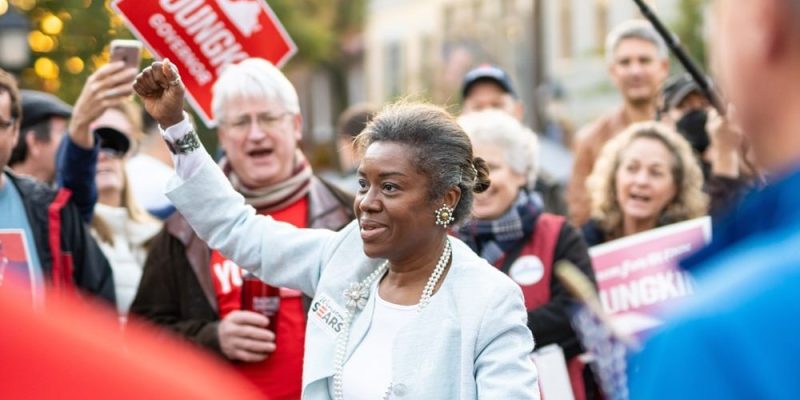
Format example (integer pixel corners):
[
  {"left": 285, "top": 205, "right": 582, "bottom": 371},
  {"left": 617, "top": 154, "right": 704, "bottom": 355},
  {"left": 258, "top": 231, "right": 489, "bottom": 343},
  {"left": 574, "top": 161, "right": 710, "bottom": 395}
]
[{"left": 110, "top": 39, "right": 142, "bottom": 69}]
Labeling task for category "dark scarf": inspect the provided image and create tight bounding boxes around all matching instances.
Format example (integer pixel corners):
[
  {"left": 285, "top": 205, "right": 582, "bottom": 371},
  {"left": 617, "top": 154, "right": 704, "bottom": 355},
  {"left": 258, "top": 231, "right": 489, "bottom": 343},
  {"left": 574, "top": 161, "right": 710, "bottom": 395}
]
[
  {"left": 457, "top": 188, "right": 543, "bottom": 265},
  {"left": 220, "top": 149, "right": 313, "bottom": 213}
]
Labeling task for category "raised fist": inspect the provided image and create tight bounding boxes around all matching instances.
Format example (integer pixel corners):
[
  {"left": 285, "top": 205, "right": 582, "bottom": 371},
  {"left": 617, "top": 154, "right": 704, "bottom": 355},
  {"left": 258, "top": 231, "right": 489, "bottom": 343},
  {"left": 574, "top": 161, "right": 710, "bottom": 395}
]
[{"left": 133, "top": 59, "right": 186, "bottom": 128}]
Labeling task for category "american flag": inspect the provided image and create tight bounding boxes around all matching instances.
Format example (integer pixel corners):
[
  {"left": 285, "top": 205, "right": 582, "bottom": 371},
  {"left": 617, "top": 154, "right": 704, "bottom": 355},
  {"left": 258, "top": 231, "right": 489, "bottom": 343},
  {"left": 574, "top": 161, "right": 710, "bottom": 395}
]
[
  {"left": 569, "top": 304, "right": 634, "bottom": 400},
  {"left": 556, "top": 260, "right": 639, "bottom": 400}
]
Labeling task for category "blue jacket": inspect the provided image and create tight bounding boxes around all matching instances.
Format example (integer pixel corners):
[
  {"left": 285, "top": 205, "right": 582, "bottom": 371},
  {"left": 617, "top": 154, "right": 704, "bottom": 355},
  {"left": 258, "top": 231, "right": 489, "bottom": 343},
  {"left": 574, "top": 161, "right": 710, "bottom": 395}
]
[
  {"left": 56, "top": 135, "right": 98, "bottom": 223},
  {"left": 629, "top": 168, "right": 800, "bottom": 399}
]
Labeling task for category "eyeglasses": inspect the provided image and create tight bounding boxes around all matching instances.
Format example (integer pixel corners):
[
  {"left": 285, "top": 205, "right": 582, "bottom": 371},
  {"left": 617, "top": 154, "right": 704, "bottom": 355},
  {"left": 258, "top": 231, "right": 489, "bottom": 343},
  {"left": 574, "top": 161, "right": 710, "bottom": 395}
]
[
  {"left": 223, "top": 112, "right": 292, "bottom": 135},
  {"left": 0, "top": 116, "right": 15, "bottom": 132}
]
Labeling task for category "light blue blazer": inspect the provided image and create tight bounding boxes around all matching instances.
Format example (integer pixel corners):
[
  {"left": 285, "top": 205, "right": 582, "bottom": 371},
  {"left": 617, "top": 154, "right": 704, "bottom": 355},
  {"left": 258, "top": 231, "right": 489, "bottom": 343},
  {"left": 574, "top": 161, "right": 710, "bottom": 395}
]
[{"left": 166, "top": 158, "right": 540, "bottom": 399}]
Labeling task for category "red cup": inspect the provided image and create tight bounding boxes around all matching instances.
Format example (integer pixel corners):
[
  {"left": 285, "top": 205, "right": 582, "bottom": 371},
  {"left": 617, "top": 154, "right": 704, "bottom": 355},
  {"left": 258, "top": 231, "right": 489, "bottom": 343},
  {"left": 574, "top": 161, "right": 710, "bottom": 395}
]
[{"left": 241, "top": 273, "right": 280, "bottom": 335}]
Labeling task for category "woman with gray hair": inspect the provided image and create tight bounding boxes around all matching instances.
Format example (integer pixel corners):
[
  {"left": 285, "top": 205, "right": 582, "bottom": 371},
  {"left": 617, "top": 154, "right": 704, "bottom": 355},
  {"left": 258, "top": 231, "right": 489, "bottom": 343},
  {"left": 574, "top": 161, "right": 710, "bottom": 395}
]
[
  {"left": 134, "top": 60, "right": 540, "bottom": 399},
  {"left": 130, "top": 57, "right": 356, "bottom": 399},
  {"left": 456, "top": 110, "right": 596, "bottom": 400},
  {"left": 581, "top": 121, "right": 709, "bottom": 246}
]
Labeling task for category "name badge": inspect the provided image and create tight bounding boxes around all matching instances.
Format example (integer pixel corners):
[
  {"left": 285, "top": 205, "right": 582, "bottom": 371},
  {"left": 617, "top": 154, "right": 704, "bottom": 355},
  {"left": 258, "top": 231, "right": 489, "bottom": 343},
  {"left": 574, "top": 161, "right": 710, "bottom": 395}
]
[{"left": 309, "top": 293, "right": 348, "bottom": 338}]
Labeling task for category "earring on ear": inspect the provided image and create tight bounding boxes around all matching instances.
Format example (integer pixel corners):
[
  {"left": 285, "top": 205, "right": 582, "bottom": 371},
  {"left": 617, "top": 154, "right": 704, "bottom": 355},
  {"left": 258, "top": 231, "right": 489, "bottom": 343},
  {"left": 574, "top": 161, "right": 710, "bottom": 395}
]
[{"left": 434, "top": 204, "right": 455, "bottom": 227}]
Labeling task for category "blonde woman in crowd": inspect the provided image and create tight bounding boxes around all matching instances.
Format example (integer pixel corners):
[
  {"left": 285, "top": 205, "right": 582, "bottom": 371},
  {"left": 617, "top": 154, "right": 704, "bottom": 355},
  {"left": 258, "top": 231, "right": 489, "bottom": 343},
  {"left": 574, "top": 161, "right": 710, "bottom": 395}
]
[
  {"left": 90, "top": 101, "right": 161, "bottom": 317},
  {"left": 581, "top": 121, "right": 708, "bottom": 246}
]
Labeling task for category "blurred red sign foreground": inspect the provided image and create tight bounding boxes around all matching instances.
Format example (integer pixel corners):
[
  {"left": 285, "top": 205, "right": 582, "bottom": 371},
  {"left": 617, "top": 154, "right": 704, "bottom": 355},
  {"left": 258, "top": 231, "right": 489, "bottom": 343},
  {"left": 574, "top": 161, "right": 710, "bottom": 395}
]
[{"left": 112, "top": 0, "right": 296, "bottom": 127}]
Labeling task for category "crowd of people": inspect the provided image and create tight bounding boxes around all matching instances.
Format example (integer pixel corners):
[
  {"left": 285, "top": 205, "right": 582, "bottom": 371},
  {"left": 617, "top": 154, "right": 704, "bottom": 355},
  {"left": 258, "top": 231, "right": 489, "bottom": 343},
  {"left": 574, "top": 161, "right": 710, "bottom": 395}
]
[{"left": 1, "top": 0, "right": 799, "bottom": 398}]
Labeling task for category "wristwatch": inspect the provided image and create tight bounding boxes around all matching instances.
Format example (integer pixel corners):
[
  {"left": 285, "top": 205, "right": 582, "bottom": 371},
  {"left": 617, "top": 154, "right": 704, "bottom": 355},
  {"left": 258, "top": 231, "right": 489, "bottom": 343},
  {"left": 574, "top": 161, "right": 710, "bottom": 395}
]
[{"left": 165, "top": 129, "right": 201, "bottom": 155}]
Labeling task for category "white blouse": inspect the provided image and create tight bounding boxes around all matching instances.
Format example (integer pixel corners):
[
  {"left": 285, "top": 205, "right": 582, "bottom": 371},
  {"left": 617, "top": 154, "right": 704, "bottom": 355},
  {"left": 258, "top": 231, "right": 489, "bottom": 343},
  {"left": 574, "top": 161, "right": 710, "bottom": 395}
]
[{"left": 340, "top": 288, "right": 418, "bottom": 400}]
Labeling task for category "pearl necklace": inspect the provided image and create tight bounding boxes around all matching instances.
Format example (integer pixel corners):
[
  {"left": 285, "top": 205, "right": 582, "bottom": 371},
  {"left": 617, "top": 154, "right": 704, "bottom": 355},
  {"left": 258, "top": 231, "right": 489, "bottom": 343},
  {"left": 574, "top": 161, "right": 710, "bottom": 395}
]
[{"left": 333, "top": 239, "right": 453, "bottom": 400}]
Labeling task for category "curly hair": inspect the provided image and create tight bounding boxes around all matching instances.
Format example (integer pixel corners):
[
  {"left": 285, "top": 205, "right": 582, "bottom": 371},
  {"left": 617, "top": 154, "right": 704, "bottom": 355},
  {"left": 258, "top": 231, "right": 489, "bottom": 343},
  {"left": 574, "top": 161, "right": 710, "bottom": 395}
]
[
  {"left": 354, "top": 102, "right": 491, "bottom": 225},
  {"left": 586, "top": 121, "right": 708, "bottom": 240}
]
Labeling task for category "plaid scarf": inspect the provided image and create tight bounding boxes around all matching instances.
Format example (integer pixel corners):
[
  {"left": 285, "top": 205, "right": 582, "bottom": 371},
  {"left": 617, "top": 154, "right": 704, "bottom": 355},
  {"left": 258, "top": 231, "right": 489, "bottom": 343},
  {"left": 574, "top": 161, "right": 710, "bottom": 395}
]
[
  {"left": 457, "top": 189, "right": 543, "bottom": 265},
  {"left": 220, "top": 149, "right": 313, "bottom": 213}
]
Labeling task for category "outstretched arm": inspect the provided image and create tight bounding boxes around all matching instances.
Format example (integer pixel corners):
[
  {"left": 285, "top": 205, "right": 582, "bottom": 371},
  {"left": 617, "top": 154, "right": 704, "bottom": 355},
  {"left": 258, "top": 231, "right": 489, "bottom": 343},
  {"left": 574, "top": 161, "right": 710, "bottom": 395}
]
[{"left": 133, "top": 61, "right": 336, "bottom": 296}]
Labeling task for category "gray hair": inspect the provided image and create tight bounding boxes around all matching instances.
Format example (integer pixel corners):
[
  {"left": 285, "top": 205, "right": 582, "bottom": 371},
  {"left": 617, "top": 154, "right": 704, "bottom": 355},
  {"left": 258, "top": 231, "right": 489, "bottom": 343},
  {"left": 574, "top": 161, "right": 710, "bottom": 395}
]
[
  {"left": 605, "top": 19, "right": 668, "bottom": 64},
  {"left": 211, "top": 58, "right": 300, "bottom": 124},
  {"left": 355, "top": 102, "right": 491, "bottom": 226},
  {"left": 457, "top": 110, "right": 539, "bottom": 188}
]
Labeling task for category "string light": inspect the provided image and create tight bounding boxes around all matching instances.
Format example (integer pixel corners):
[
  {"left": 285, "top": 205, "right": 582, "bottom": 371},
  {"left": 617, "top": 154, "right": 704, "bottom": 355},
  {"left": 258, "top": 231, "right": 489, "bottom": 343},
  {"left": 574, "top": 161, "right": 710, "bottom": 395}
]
[
  {"left": 28, "top": 30, "right": 54, "bottom": 52},
  {"left": 34, "top": 57, "right": 59, "bottom": 79},
  {"left": 10, "top": 0, "right": 36, "bottom": 12},
  {"left": 41, "top": 13, "right": 62, "bottom": 34},
  {"left": 42, "top": 78, "right": 60, "bottom": 92},
  {"left": 65, "top": 57, "right": 84, "bottom": 74}
]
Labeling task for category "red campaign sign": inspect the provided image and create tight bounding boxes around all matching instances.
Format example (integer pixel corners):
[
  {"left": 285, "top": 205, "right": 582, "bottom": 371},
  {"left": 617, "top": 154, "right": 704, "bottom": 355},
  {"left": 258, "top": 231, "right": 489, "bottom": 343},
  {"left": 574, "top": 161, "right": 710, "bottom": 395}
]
[
  {"left": 588, "top": 217, "right": 712, "bottom": 336},
  {"left": 111, "top": 0, "right": 297, "bottom": 127},
  {"left": 0, "top": 230, "right": 42, "bottom": 305}
]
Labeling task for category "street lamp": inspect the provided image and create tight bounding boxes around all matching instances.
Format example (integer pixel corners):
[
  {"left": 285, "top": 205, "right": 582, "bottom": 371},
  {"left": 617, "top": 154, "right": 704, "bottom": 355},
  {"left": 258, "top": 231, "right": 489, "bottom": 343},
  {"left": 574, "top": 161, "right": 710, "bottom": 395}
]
[{"left": 0, "top": 3, "right": 30, "bottom": 73}]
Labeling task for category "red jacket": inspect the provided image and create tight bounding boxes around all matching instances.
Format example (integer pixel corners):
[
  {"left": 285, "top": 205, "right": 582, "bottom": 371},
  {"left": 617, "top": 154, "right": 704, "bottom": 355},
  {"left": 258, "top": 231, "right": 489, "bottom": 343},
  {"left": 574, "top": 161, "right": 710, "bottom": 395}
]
[{"left": 493, "top": 213, "right": 597, "bottom": 400}]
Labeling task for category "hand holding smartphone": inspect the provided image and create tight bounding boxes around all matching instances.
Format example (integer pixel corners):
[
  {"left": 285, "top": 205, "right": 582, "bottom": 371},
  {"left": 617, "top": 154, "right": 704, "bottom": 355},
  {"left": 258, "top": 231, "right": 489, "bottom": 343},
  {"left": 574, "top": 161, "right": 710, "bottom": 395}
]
[
  {"left": 68, "top": 39, "right": 142, "bottom": 148},
  {"left": 110, "top": 39, "right": 142, "bottom": 69}
]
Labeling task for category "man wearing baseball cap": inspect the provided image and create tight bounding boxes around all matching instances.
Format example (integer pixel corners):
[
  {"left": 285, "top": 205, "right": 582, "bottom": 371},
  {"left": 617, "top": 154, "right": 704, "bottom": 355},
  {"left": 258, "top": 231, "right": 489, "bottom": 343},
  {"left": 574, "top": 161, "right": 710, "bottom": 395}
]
[
  {"left": 462, "top": 64, "right": 524, "bottom": 119},
  {"left": 8, "top": 90, "right": 72, "bottom": 185},
  {"left": 461, "top": 64, "right": 570, "bottom": 216},
  {"left": 661, "top": 74, "right": 753, "bottom": 215}
]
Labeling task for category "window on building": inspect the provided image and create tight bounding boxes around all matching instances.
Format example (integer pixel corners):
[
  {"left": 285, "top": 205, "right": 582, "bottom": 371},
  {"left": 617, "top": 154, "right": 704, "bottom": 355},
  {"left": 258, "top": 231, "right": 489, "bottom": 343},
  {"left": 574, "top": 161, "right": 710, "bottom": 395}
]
[
  {"left": 420, "top": 35, "right": 435, "bottom": 97},
  {"left": 595, "top": 0, "right": 609, "bottom": 53},
  {"left": 559, "top": 0, "right": 573, "bottom": 60},
  {"left": 500, "top": 0, "right": 515, "bottom": 18},
  {"left": 443, "top": 4, "right": 456, "bottom": 37},
  {"left": 384, "top": 42, "right": 405, "bottom": 100},
  {"left": 472, "top": 0, "right": 484, "bottom": 21}
]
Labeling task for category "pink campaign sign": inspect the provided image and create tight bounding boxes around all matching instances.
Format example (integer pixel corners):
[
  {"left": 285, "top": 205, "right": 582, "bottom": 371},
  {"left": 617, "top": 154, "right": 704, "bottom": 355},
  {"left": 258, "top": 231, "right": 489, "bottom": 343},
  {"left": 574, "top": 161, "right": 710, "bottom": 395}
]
[{"left": 588, "top": 217, "right": 712, "bottom": 335}]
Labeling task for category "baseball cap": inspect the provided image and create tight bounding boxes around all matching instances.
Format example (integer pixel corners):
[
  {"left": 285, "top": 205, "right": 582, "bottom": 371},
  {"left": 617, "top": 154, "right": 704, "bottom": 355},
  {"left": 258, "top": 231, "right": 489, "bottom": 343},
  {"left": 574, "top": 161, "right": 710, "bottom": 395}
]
[
  {"left": 20, "top": 90, "right": 72, "bottom": 132},
  {"left": 94, "top": 126, "right": 131, "bottom": 155},
  {"left": 662, "top": 74, "right": 704, "bottom": 110},
  {"left": 461, "top": 64, "right": 517, "bottom": 99}
]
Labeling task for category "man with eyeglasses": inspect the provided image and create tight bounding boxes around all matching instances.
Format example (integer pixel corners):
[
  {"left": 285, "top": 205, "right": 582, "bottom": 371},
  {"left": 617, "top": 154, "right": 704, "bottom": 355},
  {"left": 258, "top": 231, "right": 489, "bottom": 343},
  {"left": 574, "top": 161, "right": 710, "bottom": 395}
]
[
  {"left": 131, "top": 58, "right": 354, "bottom": 399},
  {"left": 0, "top": 68, "right": 115, "bottom": 306}
]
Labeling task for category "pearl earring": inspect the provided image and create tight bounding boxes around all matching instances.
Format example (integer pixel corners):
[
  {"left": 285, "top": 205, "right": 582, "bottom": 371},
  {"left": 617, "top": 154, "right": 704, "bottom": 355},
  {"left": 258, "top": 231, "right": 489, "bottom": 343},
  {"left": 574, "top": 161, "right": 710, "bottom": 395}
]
[{"left": 434, "top": 204, "right": 455, "bottom": 227}]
